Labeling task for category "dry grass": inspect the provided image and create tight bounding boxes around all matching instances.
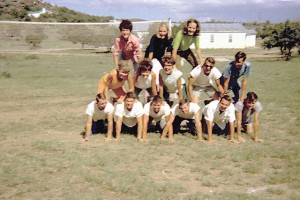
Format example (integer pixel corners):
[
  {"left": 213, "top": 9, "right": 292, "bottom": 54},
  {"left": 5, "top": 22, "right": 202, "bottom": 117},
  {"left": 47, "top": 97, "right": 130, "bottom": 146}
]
[{"left": 0, "top": 49, "right": 299, "bottom": 199}]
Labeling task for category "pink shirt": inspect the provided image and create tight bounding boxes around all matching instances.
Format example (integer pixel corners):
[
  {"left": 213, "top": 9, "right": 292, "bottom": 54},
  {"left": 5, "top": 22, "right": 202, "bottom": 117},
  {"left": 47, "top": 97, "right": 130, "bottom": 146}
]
[{"left": 112, "top": 34, "right": 142, "bottom": 62}]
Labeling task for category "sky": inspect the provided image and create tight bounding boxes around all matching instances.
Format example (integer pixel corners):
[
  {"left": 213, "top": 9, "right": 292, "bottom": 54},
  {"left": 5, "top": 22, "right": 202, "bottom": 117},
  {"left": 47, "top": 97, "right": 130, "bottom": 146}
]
[{"left": 45, "top": 0, "right": 300, "bottom": 23}]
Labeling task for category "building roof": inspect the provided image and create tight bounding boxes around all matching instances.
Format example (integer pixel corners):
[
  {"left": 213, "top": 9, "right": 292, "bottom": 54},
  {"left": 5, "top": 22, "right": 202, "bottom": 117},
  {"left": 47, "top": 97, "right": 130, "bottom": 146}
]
[{"left": 201, "top": 23, "right": 251, "bottom": 33}]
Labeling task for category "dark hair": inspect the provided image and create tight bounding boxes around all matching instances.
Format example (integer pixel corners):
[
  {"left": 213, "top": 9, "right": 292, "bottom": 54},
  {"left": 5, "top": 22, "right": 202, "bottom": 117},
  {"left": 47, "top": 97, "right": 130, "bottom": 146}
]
[
  {"left": 235, "top": 51, "right": 247, "bottom": 61},
  {"left": 119, "top": 19, "right": 133, "bottom": 32},
  {"left": 137, "top": 59, "right": 153, "bottom": 75},
  {"left": 125, "top": 92, "right": 136, "bottom": 100},
  {"left": 183, "top": 18, "right": 200, "bottom": 36},
  {"left": 96, "top": 93, "right": 106, "bottom": 102},
  {"left": 245, "top": 92, "right": 258, "bottom": 102},
  {"left": 220, "top": 94, "right": 232, "bottom": 103},
  {"left": 179, "top": 99, "right": 189, "bottom": 106},
  {"left": 151, "top": 95, "right": 163, "bottom": 105},
  {"left": 204, "top": 57, "right": 215, "bottom": 65},
  {"left": 161, "top": 55, "right": 176, "bottom": 66}
]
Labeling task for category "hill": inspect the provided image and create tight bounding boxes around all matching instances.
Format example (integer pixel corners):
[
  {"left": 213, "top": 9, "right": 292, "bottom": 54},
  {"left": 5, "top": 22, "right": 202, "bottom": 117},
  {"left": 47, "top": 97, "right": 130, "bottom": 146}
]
[{"left": 0, "top": 0, "right": 114, "bottom": 22}]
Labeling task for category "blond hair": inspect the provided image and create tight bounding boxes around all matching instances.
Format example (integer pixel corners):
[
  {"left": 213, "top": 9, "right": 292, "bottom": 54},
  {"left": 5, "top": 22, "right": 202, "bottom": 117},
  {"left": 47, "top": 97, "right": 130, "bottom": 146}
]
[
  {"left": 118, "top": 60, "right": 133, "bottom": 71},
  {"left": 156, "top": 22, "right": 172, "bottom": 39}
]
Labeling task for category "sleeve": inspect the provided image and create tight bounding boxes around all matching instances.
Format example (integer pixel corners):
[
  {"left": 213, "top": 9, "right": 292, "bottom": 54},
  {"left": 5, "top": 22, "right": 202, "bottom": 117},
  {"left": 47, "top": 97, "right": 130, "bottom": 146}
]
[
  {"left": 203, "top": 105, "right": 214, "bottom": 122},
  {"left": 112, "top": 37, "right": 120, "bottom": 56},
  {"left": 212, "top": 68, "right": 222, "bottom": 80},
  {"left": 228, "top": 104, "right": 236, "bottom": 122},
  {"left": 172, "top": 31, "right": 183, "bottom": 50},
  {"left": 244, "top": 62, "right": 251, "bottom": 78},
  {"left": 143, "top": 103, "right": 150, "bottom": 116},
  {"left": 164, "top": 103, "right": 171, "bottom": 116},
  {"left": 106, "top": 103, "right": 115, "bottom": 115},
  {"left": 135, "top": 102, "right": 144, "bottom": 117},
  {"left": 114, "top": 104, "right": 124, "bottom": 117},
  {"left": 171, "top": 104, "right": 179, "bottom": 115},
  {"left": 194, "top": 35, "right": 200, "bottom": 49},
  {"left": 133, "top": 35, "right": 142, "bottom": 58},
  {"left": 85, "top": 102, "right": 95, "bottom": 116},
  {"left": 190, "top": 67, "right": 199, "bottom": 78},
  {"left": 148, "top": 35, "right": 156, "bottom": 53},
  {"left": 222, "top": 64, "right": 232, "bottom": 78},
  {"left": 254, "top": 101, "right": 263, "bottom": 113},
  {"left": 166, "top": 37, "right": 173, "bottom": 53},
  {"left": 235, "top": 101, "right": 244, "bottom": 112}
]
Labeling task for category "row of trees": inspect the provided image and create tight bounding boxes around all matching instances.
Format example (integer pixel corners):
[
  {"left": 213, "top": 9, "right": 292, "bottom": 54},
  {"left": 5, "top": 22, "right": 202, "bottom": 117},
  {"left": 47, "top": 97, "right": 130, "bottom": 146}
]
[{"left": 258, "top": 20, "right": 300, "bottom": 60}]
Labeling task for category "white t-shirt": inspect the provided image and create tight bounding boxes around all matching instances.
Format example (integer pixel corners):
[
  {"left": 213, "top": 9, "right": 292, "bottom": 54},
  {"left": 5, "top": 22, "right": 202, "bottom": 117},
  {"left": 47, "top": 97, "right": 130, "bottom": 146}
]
[
  {"left": 203, "top": 100, "right": 236, "bottom": 130},
  {"left": 235, "top": 101, "right": 262, "bottom": 123},
  {"left": 85, "top": 101, "right": 114, "bottom": 121},
  {"left": 190, "top": 65, "right": 222, "bottom": 88},
  {"left": 171, "top": 102, "right": 200, "bottom": 119},
  {"left": 135, "top": 74, "right": 152, "bottom": 89},
  {"left": 144, "top": 101, "right": 171, "bottom": 122},
  {"left": 159, "top": 69, "right": 183, "bottom": 93},
  {"left": 152, "top": 58, "right": 163, "bottom": 85},
  {"left": 114, "top": 101, "right": 144, "bottom": 127}
]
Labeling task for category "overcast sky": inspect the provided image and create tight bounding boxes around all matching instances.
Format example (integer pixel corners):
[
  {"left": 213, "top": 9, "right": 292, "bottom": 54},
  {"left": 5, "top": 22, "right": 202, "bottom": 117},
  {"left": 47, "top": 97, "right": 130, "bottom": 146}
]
[{"left": 45, "top": 0, "right": 300, "bottom": 23}]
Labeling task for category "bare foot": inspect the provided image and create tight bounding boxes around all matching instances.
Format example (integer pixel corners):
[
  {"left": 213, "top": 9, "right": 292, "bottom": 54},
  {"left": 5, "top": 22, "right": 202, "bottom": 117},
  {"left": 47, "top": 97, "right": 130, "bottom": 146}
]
[
  {"left": 229, "top": 139, "right": 238, "bottom": 143},
  {"left": 238, "top": 136, "right": 246, "bottom": 143},
  {"left": 254, "top": 138, "right": 264, "bottom": 142},
  {"left": 104, "top": 137, "right": 112, "bottom": 141}
]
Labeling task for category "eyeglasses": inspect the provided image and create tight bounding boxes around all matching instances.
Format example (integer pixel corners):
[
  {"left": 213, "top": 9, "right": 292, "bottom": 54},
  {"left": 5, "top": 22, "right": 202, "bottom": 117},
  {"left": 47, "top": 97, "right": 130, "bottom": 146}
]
[{"left": 203, "top": 64, "right": 213, "bottom": 68}]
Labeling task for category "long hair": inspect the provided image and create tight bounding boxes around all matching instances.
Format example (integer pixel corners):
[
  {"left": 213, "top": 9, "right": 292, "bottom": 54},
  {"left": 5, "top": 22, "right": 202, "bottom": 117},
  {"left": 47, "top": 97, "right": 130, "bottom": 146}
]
[
  {"left": 183, "top": 18, "right": 200, "bottom": 36},
  {"left": 156, "top": 22, "right": 172, "bottom": 39}
]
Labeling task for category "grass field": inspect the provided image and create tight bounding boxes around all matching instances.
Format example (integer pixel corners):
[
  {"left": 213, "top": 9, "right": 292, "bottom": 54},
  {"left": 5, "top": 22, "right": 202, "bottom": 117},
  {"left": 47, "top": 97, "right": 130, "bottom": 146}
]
[{"left": 0, "top": 48, "right": 299, "bottom": 199}]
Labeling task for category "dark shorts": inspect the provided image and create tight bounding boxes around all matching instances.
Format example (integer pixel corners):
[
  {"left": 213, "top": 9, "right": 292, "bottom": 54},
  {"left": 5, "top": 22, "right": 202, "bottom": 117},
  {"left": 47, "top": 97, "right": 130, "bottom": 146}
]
[{"left": 92, "top": 119, "right": 108, "bottom": 134}]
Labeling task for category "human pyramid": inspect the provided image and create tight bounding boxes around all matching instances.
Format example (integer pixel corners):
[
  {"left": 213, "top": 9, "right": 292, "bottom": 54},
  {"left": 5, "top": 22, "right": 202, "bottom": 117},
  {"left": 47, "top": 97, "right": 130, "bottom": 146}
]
[{"left": 82, "top": 19, "right": 263, "bottom": 143}]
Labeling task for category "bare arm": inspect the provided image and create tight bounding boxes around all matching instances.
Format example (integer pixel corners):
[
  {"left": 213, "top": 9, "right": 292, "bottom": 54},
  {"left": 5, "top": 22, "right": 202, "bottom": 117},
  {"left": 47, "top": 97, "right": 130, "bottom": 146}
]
[
  {"left": 84, "top": 115, "right": 93, "bottom": 142},
  {"left": 215, "top": 79, "right": 225, "bottom": 95},
  {"left": 127, "top": 74, "right": 135, "bottom": 93},
  {"left": 161, "top": 114, "right": 175, "bottom": 139},
  {"left": 106, "top": 113, "right": 114, "bottom": 140},
  {"left": 115, "top": 116, "right": 123, "bottom": 140},
  {"left": 142, "top": 114, "right": 149, "bottom": 140},
  {"left": 148, "top": 52, "right": 154, "bottom": 61},
  {"left": 177, "top": 77, "right": 183, "bottom": 100},
  {"left": 253, "top": 112, "right": 261, "bottom": 141},
  {"left": 223, "top": 77, "right": 230, "bottom": 93},
  {"left": 136, "top": 116, "right": 143, "bottom": 140},
  {"left": 194, "top": 112, "right": 203, "bottom": 141},
  {"left": 151, "top": 72, "right": 158, "bottom": 96},
  {"left": 229, "top": 121, "right": 235, "bottom": 142},
  {"left": 188, "top": 77, "right": 196, "bottom": 103},
  {"left": 236, "top": 111, "right": 242, "bottom": 140},
  {"left": 158, "top": 75, "right": 164, "bottom": 99},
  {"left": 239, "top": 77, "right": 247, "bottom": 102},
  {"left": 206, "top": 120, "right": 213, "bottom": 142}
]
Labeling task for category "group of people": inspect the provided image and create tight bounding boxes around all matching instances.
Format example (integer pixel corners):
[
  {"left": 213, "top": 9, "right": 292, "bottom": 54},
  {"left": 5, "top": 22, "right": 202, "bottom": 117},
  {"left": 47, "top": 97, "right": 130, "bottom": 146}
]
[{"left": 81, "top": 18, "right": 263, "bottom": 143}]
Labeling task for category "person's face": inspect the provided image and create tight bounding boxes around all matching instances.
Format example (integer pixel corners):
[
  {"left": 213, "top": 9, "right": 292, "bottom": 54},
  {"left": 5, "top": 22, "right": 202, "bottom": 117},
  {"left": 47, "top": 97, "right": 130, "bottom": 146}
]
[
  {"left": 117, "top": 69, "right": 130, "bottom": 80},
  {"left": 245, "top": 100, "right": 256, "bottom": 109},
  {"left": 141, "top": 70, "right": 151, "bottom": 79},
  {"left": 187, "top": 22, "right": 197, "bottom": 36},
  {"left": 202, "top": 61, "right": 214, "bottom": 75},
  {"left": 219, "top": 99, "right": 230, "bottom": 112},
  {"left": 179, "top": 103, "right": 189, "bottom": 114},
  {"left": 121, "top": 28, "right": 131, "bottom": 39},
  {"left": 125, "top": 97, "right": 135, "bottom": 110},
  {"left": 234, "top": 58, "right": 244, "bottom": 68},
  {"left": 151, "top": 102, "right": 162, "bottom": 113},
  {"left": 159, "top": 27, "right": 168, "bottom": 39},
  {"left": 97, "top": 99, "right": 107, "bottom": 110},
  {"left": 163, "top": 63, "right": 173, "bottom": 75}
]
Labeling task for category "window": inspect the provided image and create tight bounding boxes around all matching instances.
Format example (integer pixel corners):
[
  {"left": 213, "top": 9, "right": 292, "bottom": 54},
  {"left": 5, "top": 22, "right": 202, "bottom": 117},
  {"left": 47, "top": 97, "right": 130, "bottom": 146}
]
[
  {"left": 210, "top": 34, "right": 214, "bottom": 43},
  {"left": 229, "top": 34, "right": 233, "bottom": 43}
]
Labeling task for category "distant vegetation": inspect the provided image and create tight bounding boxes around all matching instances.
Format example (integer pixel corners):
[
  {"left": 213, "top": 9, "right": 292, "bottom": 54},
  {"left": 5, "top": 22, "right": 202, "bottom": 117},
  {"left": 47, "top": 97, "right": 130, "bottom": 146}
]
[{"left": 0, "top": 0, "right": 114, "bottom": 22}]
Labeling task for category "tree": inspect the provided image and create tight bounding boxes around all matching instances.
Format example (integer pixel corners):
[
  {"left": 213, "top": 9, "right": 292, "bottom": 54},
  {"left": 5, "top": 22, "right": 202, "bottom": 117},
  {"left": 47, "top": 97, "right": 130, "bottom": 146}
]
[
  {"left": 260, "top": 20, "right": 300, "bottom": 60},
  {"left": 24, "top": 26, "right": 47, "bottom": 48}
]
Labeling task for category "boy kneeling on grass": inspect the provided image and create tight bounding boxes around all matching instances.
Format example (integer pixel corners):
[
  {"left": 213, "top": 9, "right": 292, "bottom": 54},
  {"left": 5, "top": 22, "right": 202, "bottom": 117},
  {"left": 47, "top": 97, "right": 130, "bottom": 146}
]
[
  {"left": 235, "top": 92, "right": 263, "bottom": 142},
  {"left": 81, "top": 93, "right": 114, "bottom": 142}
]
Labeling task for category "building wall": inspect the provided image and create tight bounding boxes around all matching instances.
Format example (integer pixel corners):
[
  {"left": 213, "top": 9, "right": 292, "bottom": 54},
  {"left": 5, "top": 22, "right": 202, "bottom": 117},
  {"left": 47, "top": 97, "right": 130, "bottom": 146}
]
[
  {"left": 246, "top": 35, "right": 256, "bottom": 47},
  {"left": 199, "top": 32, "right": 247, "bottom": 49}
]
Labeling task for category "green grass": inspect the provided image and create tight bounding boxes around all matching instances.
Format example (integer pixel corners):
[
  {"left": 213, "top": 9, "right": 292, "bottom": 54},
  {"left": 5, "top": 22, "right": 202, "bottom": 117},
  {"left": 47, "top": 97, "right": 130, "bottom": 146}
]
[{"left": 0, "top": 49, "right": 299, "bottom": 199}]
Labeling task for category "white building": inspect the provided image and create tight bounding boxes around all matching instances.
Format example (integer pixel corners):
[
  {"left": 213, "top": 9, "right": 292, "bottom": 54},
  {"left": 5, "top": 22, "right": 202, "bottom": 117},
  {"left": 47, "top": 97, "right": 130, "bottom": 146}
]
[
  {"left": 28, "top": 8, "right": 52, "bottom": 18},
  {"left": 197, "top": 23, "right": 256, "bottom": 49}
]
